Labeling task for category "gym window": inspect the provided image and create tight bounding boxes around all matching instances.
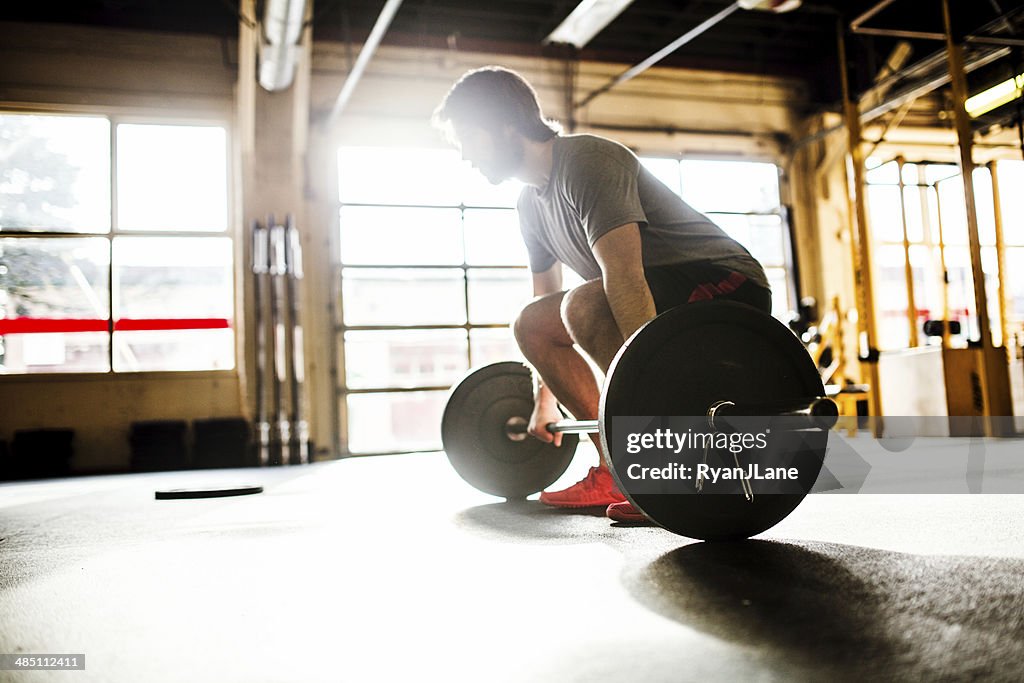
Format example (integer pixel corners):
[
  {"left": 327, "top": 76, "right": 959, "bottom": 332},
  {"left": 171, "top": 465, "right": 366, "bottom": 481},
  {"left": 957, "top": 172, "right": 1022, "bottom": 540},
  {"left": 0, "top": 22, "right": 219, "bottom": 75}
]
[
  {"left": 336, "top": 146, "right": 544, "bottom": 455},
  {"left": 0, "top": 112, "right": 234, "bottom": 374},
  {"left": 640, "top": 157, "right": 795, "bottom": 316},
  {"left": 336, "top": 148, "right": 796, "bottom": 455},
  {"left": 865, "top": 159, "right": 1024, "bottom": 351}
]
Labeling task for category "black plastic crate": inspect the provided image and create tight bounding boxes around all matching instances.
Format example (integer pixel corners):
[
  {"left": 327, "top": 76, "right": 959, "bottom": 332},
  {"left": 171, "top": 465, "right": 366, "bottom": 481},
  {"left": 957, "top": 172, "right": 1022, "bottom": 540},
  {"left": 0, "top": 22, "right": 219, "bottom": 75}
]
[
  {"left": 9, "top": 428, "right": 74, "bottom": 479},
  {"left": 130, "top": 420, "right": 189, "bottom": 472},
  {"left": 193, "top": 417, "right": 254, "bottom": 469}
]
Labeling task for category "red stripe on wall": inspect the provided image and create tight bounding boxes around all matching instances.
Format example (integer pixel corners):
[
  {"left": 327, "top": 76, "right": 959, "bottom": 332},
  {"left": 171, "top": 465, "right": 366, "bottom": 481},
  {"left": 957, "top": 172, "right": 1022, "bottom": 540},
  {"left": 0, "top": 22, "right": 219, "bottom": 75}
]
[
  {"left": 0, "top": 318, "right": 231, "bottom": 335},
  {"left": 114, "top": 318, "right": 231, "bottom": 331},
  {"left": 0, "top": 318, "right": 108, "bottom": 335}
]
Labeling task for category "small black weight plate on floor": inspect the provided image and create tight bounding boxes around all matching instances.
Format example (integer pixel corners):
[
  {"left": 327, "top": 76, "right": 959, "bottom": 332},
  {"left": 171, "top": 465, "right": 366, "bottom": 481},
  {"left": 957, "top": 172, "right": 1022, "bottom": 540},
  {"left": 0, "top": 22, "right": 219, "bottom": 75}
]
[
  {"left": 155, "top": 485, "right": 264, "bottom": 500},
  {"left": 443, "top": 362, "right": 577, "bottom": 499},
  {"left": 600, "top": 302, "right": 828, "bottom": 541}
]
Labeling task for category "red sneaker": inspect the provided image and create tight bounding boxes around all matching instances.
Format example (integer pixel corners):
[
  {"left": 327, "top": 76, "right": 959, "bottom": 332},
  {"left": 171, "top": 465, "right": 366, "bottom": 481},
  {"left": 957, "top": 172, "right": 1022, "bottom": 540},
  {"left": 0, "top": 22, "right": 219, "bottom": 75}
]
[
  {"left": 606, "top": 500, "right": 652, "bottom": 524},
  {"left": 539, "top": 466, "right": 625, "bottom": 508}
]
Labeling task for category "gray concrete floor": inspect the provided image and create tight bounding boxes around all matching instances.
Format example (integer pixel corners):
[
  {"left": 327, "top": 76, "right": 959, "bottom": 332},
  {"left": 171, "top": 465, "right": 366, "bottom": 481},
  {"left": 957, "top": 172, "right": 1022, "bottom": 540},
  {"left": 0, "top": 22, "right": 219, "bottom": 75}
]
[{"left": 1, "top": 444, "right": 1022, "bottom": 682}]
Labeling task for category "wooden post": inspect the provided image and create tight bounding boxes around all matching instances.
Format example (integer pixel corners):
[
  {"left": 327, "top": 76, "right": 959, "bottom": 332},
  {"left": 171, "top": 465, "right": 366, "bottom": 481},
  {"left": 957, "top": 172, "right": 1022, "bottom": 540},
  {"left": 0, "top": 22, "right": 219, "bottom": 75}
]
[
  {"left": 941, "top": 0, "right": 1014, "bottom": 431},
  {"left": 932, "top": 185, "right": 952, "bottom": 349},
  {"left": 988, "top": 161, "right": 1010, "bottom": 348},
  {"left": 896, "top": 156, "right": 919, "bottom": 347},
  {"left": 238, "top": 0, "right": 316, "bottom": 459},
  {"left": 837, "top": 22, "right": 884, "bottom": 425},
  {"left": 942, "top": 0, "right": 993, "bottom": 353}
]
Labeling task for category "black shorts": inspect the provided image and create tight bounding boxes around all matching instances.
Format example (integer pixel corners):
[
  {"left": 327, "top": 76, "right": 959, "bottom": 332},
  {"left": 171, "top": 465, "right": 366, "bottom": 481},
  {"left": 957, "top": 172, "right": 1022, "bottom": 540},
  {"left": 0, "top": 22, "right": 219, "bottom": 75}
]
[{"left": 644, "top": 261, "right": 772, "bottom": 316}]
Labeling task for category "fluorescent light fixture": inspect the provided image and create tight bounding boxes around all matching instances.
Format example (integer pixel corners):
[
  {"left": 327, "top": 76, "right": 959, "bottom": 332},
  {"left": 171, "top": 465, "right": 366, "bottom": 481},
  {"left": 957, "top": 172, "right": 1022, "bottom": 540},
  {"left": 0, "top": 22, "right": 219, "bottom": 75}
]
[
  {"left": 545, "top": 0, "right": 636, "bottom": 48},
  {"left": 966, "top": 72, "right": 1024, "bottom": 118}
]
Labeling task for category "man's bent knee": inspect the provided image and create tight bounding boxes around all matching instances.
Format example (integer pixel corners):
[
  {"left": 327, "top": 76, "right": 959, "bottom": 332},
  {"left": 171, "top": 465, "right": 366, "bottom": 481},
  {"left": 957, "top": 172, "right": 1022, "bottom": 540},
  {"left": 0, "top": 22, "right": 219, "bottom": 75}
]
[
  {"left": 561, "top": 281, "right": 613, "bottom": 345},
  {"left": 513, "top": 292, "right": 570, "bottom": 355}
]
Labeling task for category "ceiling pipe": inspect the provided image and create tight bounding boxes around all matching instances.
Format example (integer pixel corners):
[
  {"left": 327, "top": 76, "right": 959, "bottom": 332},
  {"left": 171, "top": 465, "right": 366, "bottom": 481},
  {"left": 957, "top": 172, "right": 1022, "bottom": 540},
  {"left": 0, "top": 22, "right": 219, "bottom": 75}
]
[
  {"left": 859, "top": 46, "right": 1010, "bottom": 123},
  {"left": 575, "top": 0, "right": 801, "bottom": 109},
  {"left": 327, "top": 0, "right": 405, "bottom": 124},
  {"left": 853, "top": 6, "right": 1022, "bottom": 123},
  {"left": 849, "top": 0, "right": 1024, "bottom": 46},
  {"left": 258, "top": 0, "right": 310, "bottom": 92},
  {"left": 545, "top": 0, "right": 638, "bottom": 49},
  {"left": 576, "top": 1, "right": 741, "bottom": 108},
  {"left": 849, "top": 0, "right": 899, "bottom": 33}
]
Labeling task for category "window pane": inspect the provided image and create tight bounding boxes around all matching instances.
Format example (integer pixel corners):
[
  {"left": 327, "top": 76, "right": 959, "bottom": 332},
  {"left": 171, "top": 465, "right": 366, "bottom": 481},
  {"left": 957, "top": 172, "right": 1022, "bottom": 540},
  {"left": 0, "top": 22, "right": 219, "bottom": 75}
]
[
  {"left": 1, "top": 331, "right": 109, "bottom": 374},
  {"left": 944, "top": 246, "right": 977, "bottom": 338},
  {"left": 936, "top": 178, "right": 968, "bottom": 246},
  {"left": 342, "top": 268, "right": 465, "bottom": 326},
  {"left": 900, "top": 162, "right": 919, "bottom": 185},
  {"left": 908, "top": 245, "right": 945, "bottom": 344},
  {"left": 346, "top": 390, "right": 446, "bottom": 453},
  {"left": 877, "top": 245, "right": 941, "bottom": 333},
  {"left": 709, "top": 213, "right": 785, "bottom": 266},
  {"left": 866, "top": 160, "right": 899, "bottom": 184},
  {"left": 926, "top": 186, "right": 942, "bottom": 245},
  {"left": 995, "top": 161, "right": 1023, "bottom": 245},
  {"left": 0, "top": 237, "right": 110, "bottom": 373},
  {"left": 680, "top": 160, "right": 780, "bottom": 213},
  {"left": 456, "top": 161, "right": 523, "bottom": 208},
  {"left": 338, "top": 147, "right": 463, "bottom": 207},
  {"left": 1006, "top": 248, "right": 1024, "bottom": 322},
  {"left": 902, "top": 187, "right": 925, "bottom": 243},
  {"left": 339, "top": 206, "right": 462, "bottom": 265},
  {"left": 876, "top": 245, "right": 911, "bottom": 349},
  {"left": 0, "top": 114, "right": 110, "bottom": 233},
  {"left": 640, "top": 157, "right": 682, "bottom": 197},
  {"left": 909, "top": 245, "right": 942, "bottom": 328},
  {"left": 469, "top": 328, "right": 523, "bottom": 368},
  {"left": 764, "top": 267, "right": 790, "bottom": 317},
  {"left": 935, "top": 172, "right": 1000, "bottom": 247},
  {"left": 112, "top": 236, "right": 233, "bottom": 371},
  {"left": 867, "top": 186, "right": 905, "bottom": 243},
  {"left": 114, "top": 329, "right": 234, "bottom": 372},
  {"left": 1, "top": 237, "right": 109, "bottom": 318},
  {"left": 464, "top": 209, "right": 528, "bottom": 266},
  {"left": 971, "top": 167, "right": 997, "bottom": 247},
  {"left": 344, "top": 329, "right": 468, "bottom": 390},
  {"left": 116, "top": 124, "right": 227, "bottom": 232},
  {"left": 467, "top": 268, "right": 531, "bottom": 325},
  {"left": 982, "top": 246, "right": 1002, "bottom": 347},
  {"left": 114, "top": 237, "right": 233, "bottom": 317},
  {"left": 924, "top": 164, "right": 958, "bottom": 184},
  {"left": 338, "top": 146, "right": 523, "bottom": 209}
]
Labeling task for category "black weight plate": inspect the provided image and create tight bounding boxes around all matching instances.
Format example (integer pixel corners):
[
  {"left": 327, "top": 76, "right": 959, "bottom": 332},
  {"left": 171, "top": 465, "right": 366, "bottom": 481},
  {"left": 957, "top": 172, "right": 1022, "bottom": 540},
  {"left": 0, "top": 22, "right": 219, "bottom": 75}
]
[
  {"left": 443, "top": 362, "right": 578, "bottom": 499},
  {"left": 155, "top": 485, "right": 263, "bottom": 500},
  {"left": 600, "top": 302, "right": 828, "bottom": 541}
]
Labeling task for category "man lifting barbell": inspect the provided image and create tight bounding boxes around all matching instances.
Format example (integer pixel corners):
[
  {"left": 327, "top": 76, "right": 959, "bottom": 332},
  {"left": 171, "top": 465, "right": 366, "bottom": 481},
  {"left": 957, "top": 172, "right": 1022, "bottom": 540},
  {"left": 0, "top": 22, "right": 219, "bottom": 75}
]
[{"left": 433, "top": 66, "right": 773, "bottom": 523}]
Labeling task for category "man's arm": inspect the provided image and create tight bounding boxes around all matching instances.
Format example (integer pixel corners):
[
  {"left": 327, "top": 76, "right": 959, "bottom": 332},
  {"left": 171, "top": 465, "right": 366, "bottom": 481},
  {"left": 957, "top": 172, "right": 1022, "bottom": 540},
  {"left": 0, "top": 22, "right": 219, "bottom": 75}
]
[
  {"left": 592, "top": 223, "right": 657, "bottom": 341},
  {"left": 528, "top": 264, "right": 564, "bottom": 444},
  {"left": 532, "top": 263, "right": 562, "bottom": 298}
]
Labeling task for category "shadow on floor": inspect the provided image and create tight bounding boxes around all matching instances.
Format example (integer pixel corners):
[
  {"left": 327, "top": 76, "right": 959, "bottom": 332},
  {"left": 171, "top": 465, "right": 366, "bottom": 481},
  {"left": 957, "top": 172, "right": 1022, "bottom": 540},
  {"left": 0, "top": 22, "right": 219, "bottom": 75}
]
[
  {"left": 623, "top": 539, "right": 1024, "bottom": 680},
  {"left": 453, "top": 499, "right": 652, "bottom": 547},
  {"left": 455, "top": 500, "right": 1024, "bottom": 678}
]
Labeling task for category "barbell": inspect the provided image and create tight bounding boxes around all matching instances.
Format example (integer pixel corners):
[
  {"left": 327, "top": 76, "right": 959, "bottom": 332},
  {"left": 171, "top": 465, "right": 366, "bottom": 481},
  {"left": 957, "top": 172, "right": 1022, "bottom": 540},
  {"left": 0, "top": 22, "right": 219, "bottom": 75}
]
[{"left": 441, "top": 301, "right": 838, "bottom": 541}]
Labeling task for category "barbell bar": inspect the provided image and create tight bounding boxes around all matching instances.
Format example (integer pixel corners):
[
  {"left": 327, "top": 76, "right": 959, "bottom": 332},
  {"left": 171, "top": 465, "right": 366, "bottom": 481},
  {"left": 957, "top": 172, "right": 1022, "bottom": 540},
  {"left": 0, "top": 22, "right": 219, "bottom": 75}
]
[{"left": 505, "top": 396, "right": 839, "bottom": 439}]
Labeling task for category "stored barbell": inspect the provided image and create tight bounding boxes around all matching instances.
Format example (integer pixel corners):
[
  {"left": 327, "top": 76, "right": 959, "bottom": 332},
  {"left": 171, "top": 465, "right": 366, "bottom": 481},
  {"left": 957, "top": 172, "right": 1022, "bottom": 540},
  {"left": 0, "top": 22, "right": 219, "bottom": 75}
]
[{"left": 441, "top": 300, "right": 838, "bottom": 541}]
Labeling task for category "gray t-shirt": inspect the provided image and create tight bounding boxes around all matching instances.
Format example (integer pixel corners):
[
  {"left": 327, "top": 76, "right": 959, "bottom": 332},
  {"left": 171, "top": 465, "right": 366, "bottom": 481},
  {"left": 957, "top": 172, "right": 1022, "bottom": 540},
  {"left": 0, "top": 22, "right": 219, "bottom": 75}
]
[{"left": 517, "top": 134, "right": 770, "bottom": 289}]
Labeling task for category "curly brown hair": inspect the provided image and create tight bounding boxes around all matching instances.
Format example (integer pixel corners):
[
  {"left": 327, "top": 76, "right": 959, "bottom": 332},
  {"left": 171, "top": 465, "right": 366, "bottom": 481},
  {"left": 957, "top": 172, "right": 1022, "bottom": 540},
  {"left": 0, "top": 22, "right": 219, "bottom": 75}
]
[{"left": 433, "top": 66, "right": 561, "bottom": 142}]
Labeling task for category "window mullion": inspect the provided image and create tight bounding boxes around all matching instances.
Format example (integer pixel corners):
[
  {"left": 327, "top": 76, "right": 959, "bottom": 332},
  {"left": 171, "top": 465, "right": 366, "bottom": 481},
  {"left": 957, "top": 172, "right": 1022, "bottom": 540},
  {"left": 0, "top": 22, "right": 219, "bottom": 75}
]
[{"left": 108, "top": 116, "right": 118, "bottom": 373}]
